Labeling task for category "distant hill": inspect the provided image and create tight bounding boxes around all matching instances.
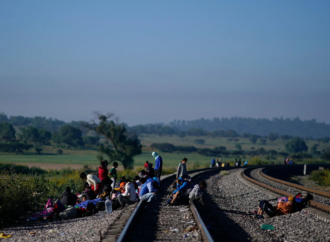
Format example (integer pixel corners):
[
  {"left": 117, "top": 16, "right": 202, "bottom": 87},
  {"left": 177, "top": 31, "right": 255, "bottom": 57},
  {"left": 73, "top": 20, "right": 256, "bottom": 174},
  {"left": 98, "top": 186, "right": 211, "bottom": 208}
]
[
  {"left": 1, "top": 113, "right": 329, "bottom": 138},
  {"left": 0, "top": 113, "right": 83, "bottom": 132},
  {"left": 169, "top": 117, "right": 330, "bottom": 138}
]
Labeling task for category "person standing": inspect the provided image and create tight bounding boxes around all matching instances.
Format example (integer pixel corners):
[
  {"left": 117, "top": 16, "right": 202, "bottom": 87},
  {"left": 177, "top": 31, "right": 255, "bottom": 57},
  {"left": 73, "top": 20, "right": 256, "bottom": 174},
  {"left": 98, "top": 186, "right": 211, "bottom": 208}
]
[
  {"left": 144, "top": 161, "right": 149, "bottom": 169},
  {"left": 176, "top": 158, "right": 188, "bottom": 179},
  {"left": 152, "top": 152, "right": 163, "bottom": 179},
  {"left": 98, "top": 160, "right": 112, "bottom": 191},
  {"left": 109, "top": 162, "right": 118, "bottom": 189},
  {"left": 210, "top": 157, "right": 216, "bottom": 168}
]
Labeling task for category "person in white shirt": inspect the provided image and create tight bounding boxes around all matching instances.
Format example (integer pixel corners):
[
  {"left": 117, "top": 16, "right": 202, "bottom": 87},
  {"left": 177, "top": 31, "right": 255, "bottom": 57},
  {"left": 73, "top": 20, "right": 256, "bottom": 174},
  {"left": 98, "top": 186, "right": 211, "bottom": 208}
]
[
  {"left": 118, "top": 180, "right": 137, "bottom": 207},
  {"left": 80, "top": 172, "right": 102, "bottom": 195}
]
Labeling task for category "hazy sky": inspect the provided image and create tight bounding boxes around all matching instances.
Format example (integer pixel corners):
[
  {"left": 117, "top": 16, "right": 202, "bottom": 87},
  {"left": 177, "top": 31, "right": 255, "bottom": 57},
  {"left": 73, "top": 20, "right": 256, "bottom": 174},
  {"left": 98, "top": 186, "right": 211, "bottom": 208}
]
[{"left": 1, "top": 1, "right": 330, "bottom": 125}]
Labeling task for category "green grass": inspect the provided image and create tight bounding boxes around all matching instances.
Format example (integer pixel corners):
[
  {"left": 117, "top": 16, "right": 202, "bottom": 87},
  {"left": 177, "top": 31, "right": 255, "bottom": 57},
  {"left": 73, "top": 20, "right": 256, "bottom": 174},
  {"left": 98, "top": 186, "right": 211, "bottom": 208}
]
[{"left": 0, "top": 134, "right": 328, "bottom": 169}]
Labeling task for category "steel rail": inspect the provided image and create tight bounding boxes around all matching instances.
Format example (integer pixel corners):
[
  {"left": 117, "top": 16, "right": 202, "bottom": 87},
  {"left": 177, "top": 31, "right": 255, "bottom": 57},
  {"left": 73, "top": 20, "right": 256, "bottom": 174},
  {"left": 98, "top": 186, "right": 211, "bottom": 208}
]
[
  {"left": 241, "top": 167, "right": 330, "bottom": 214},
  {"left": 261, "top": 168, "right": 330, "bottom": 199},
  {"left": 116, "top": 168, "right": 216, "bottom": 242}
]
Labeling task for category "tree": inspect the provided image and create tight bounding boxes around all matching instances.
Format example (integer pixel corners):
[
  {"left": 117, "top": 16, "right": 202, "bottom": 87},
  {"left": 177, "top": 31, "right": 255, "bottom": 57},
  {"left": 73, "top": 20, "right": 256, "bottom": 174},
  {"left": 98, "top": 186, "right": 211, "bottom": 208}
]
[
  {"left": 35, "top": 146, "right": 43, "bottom": 154},
  {"left": 285, "top": 138, "right": 308, "bottom": 154},
  {"left": 235, "top": 144, "right": 242, "bottom": 150},
  {"left": 57, "top": 125, "right": 84, "bottom": 147},
  {"left": 194, "top": 139, "right": 205, "bottom": 145},
  {"left": 177, "top": 131, "right": 186, "bottom": 139},
  {"left": 19, "top": 126, "right": 40, "bottom": 143},
  {"left": 259, "top": 138, "right": 267, "bottom": 145},
  {"left": 83, "top": 136, "right": 100, "bottom": 146},
  {"left": 268, "top": 133, "right": 278, "bottom": 141},
  {"left": 249, "top": 135, "right": 258, "bottom": 144},
  {"left": 86, "top": 113, "right": 142, "bottom": 169},
  {"left": 0, "top": 113, "right": 8, "bottom": 123},
  {"left": 321, "top": 152, "right": 330, "bottom": 161},
  {"left": 310, "top": 144, "right": 319, "bottom": 154},
  {"left": 38, "top": 129, "right": 51, "bottom": 144},
  {"left": 0, "top": 122, "right": 16, "bottom": 142},
  {"left": 151, "top": 143, "right": 176, "bottom": 153}
]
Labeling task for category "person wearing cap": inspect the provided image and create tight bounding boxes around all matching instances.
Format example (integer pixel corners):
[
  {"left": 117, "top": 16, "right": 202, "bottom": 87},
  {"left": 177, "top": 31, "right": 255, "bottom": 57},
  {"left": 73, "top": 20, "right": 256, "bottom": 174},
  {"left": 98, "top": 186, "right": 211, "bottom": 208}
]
[{"left": 152, "top": 151, "right": 163, "bottom": 179}]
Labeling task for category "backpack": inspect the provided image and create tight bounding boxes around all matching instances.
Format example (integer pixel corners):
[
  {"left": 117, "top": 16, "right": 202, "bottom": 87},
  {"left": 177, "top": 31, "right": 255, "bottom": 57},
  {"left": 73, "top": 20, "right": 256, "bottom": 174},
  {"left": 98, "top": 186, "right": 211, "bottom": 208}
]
[{"left": 96, "top": 202, "right": 105, "bottom": 211}]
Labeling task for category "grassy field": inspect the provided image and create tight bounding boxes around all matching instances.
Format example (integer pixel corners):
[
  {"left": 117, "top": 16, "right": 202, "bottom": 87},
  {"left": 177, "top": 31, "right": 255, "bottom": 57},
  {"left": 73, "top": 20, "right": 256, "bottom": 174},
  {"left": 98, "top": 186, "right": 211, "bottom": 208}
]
[{"left": 0, "top": 134, "right": 328, "bottom": 170}]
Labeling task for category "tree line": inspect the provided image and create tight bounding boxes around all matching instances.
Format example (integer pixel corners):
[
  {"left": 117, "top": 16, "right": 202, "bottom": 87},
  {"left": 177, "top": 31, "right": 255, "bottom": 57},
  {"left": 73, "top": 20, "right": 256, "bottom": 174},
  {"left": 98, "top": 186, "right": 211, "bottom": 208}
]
[{"left": 169, "top": 117, "right": 330, "bottom": 138}]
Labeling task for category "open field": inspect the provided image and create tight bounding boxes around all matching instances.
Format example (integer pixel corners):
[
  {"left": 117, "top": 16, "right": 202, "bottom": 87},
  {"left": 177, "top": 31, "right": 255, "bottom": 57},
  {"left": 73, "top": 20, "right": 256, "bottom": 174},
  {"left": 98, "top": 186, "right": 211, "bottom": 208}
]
[{"left": 0, "top": 134, "right": 329, "bottom": 170}]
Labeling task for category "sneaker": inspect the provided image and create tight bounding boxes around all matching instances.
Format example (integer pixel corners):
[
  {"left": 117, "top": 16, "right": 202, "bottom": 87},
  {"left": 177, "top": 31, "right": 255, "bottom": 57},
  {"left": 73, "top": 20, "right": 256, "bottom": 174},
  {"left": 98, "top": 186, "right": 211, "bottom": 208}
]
[{"left": 255, "top": 215, "right": 264, "bottom": 219}]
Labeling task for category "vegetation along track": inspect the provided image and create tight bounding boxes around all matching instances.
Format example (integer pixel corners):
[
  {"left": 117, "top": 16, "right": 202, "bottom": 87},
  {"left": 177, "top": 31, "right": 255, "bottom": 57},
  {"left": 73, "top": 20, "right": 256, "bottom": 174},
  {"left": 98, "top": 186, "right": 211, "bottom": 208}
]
[
  {"left": 242, "top": 165, "right": 330, "bottom": 213},
  {"left": 107, "top": 168, "right": 217, "bottom": 242}
]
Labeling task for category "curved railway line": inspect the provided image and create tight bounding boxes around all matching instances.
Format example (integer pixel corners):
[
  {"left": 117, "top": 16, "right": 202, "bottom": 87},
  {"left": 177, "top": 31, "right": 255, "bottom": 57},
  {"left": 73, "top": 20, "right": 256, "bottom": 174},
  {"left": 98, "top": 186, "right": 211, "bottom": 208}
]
[
  {"left": 101, "top": 165, "right": 330, "bottom": 242},
  {"left": 242, "top": 165, "right": 330, "bottom": 214}
]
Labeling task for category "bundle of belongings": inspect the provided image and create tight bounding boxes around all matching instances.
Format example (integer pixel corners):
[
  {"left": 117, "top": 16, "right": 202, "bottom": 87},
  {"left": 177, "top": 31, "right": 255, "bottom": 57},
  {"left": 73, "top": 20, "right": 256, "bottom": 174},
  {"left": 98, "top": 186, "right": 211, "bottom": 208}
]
[{"left": 30, "top": 184, "right": 112, "bottom": 221}]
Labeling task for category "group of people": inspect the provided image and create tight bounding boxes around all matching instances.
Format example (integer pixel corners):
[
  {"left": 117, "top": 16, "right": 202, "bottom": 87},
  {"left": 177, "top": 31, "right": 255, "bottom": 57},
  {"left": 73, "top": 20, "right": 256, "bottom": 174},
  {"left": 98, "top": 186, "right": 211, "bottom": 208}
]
[
  {"left": 33, "top": 152, "right": 206, "bottom": 221},
  {"left": 284, "top": 157, "right": 295, "bottom": 165},
  {"left": 210, "top": 157, "right": 248, "bottom": 168}
]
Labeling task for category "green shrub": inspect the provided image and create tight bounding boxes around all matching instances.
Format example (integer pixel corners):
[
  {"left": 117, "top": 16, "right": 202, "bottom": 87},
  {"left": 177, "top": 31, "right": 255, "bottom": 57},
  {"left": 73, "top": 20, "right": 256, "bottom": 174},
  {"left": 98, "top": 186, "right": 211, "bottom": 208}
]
[
  {"left": 249, "top": 156, "right": 269, "bottom": 165},
  {"left": 309, "top": 169, "right": 330, "bottom": 186},
  {"left": 0, "top": 171, "right": 50, "bottom": 227}
]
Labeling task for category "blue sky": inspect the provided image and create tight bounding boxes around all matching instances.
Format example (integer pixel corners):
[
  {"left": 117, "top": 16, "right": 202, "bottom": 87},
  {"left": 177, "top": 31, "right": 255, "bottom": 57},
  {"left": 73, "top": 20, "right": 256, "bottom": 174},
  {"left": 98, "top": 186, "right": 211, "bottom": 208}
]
[{"left": 1, "top": 0, "right": 329, "bottom": 125}]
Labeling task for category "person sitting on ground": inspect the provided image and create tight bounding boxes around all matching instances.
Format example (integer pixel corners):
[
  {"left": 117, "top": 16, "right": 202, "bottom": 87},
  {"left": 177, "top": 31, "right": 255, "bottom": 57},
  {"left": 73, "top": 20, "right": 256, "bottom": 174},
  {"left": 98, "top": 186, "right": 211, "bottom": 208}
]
[
  {"left": 81, "top": 195, "right": 88, "bottom": 202},
  {"left": 80, "top": 172, "right": 102, "bottom": 195},
  {"left": 138, "top": 170, "right": 150, "bottom": 179},
  {"left": 244, "top": 160, "right": 248, "bottom": 166},
  {"left": 144, "top": 161, "right": 149, "bottom": 169},
  {"left": 139, "top": 177, "right": 157, "bottom": 202},
  {"left": 189, "top": 180, "right": 207, "bottom": 206},
  {"left": 99, "top": 184, "right": 112, "bottom": 200},
  {"left": 109, "top": 162, "right": 118, "bottom": 189},
  {"left": 117, "top": 179, "right": 138, "bottom": 207},
  {"left": 98, "top": 160, "right": 112, "bottom": 191},
  {"left": 255, "top": 196, "right": 294, "bottom": 219},
  {"left": 113, "top": 176, "right": 126, "bottom": 192},
  {"left": 61, "top": 187, "right": 78, "bottom": 206},
  {"left": 79, "top": 182, "right": 96, "bottom": 201},
  {"left": 168, "top": 177, "right": 193, "bottom": 206},
  {"left": 176, "top": 157, "right": 188, "bottom": 179},
  {"left": 134, "top": 175, "right": 141, "bottom": 188}
]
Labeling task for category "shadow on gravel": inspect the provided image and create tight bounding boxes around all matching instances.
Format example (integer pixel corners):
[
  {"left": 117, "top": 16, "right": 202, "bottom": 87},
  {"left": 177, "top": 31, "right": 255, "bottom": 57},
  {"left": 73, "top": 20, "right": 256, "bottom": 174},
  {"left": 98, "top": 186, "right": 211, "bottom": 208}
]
[{"left": 194, "top": 169, "right": 253, "bottom": 242}]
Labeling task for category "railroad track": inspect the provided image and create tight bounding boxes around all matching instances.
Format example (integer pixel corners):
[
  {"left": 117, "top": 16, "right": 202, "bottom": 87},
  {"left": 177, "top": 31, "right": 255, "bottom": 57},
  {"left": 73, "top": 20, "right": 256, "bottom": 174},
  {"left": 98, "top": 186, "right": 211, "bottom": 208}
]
[
  {"left": 102, "top": 168, "right": 216, "bottom": 242},
  {"left": 242, "top": 166, "right": 330, "bottom": 214}
]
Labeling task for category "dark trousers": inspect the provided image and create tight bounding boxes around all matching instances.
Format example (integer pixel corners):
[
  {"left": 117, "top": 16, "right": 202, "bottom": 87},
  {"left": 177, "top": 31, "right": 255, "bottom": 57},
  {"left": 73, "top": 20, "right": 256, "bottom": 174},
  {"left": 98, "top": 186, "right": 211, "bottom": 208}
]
[{"left": 155, "top": 168, "right": 162, "bottom": 179}]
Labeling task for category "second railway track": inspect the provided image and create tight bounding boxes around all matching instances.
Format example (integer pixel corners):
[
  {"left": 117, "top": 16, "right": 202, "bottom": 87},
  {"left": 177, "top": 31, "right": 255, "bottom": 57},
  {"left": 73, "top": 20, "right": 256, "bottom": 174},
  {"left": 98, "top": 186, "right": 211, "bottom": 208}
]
[{"left": 243, "top": 166, "right": 330, "bottom": 214}]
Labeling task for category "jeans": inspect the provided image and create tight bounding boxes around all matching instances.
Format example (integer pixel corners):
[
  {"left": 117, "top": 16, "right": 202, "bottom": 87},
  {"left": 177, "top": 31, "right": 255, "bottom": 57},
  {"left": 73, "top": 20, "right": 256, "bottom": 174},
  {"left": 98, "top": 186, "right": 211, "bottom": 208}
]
[
  {"left": 118, "top": 194, "right": 135, "bottom": 207},
  {"left": 140, "top": 193, "right": 156, "bottom": 203},
  {"left": 111, "top": 178, "right": 116, "bottom": 189}
]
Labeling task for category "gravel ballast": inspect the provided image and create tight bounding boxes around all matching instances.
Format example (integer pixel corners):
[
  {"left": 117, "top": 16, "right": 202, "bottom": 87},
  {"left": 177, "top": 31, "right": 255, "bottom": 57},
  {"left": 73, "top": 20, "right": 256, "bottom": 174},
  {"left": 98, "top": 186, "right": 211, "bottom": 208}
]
[
  {"left": 197, "top": 169, "right": 330, "bottom": 241},
  {"left": 1, "top": 210, "right": 122, "bottom": 241},
  {"left": 250, "top": 168, "right": 330, "bottom": 206}
]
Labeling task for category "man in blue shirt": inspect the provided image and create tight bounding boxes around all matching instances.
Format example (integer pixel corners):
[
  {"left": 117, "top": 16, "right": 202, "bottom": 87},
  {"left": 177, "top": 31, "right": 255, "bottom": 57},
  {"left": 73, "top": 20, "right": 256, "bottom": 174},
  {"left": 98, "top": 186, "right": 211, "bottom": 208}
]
[
  {"left": 168, "top": 177, "right": 192, "bottom": 205},
  {"left": 152, "top": 151, "right": 163, "bottom": 179},
  {"left": 210, "top": 158, "right": 216, "bottom": 168},
  {"left": 139, "top": 177, "right": 157, "bottom": 202}
]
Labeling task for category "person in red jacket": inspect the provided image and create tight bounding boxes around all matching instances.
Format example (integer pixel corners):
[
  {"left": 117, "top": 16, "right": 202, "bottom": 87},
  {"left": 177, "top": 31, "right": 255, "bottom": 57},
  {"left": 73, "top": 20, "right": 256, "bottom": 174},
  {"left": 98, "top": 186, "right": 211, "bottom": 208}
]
[
  {"left": 98, "top": 160, "right": 112, "bottom": 194},
  {"left": 144, "top": 161, "right": 149, "bottom": 169}
]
